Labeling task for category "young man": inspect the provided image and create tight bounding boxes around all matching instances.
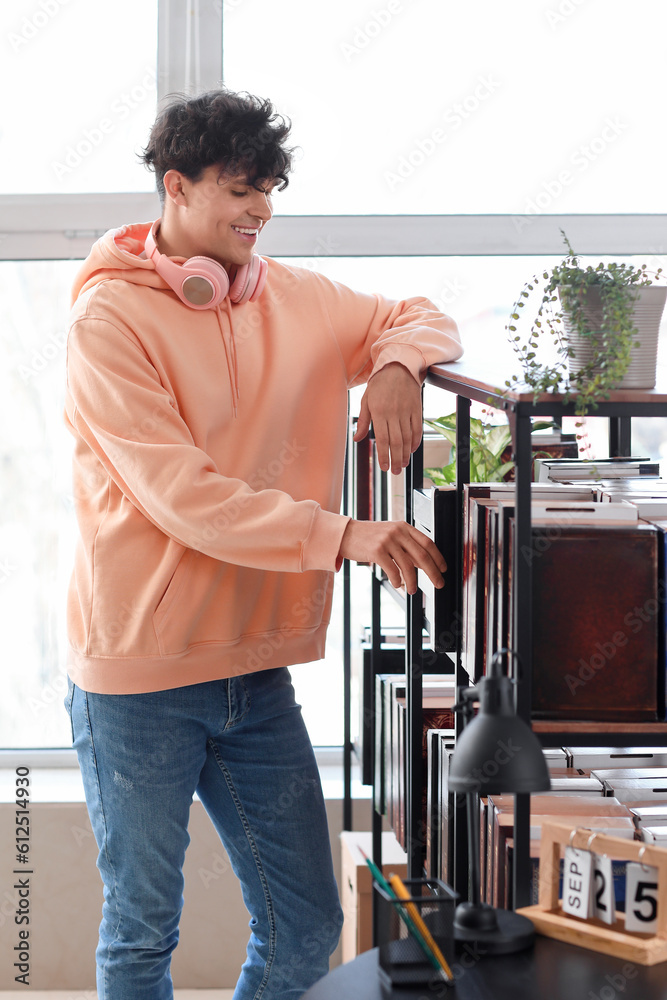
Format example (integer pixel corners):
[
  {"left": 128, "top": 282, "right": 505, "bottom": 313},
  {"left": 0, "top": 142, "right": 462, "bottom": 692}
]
[{"left": 63, "top": 89, "right": 462, "bottom": 999}]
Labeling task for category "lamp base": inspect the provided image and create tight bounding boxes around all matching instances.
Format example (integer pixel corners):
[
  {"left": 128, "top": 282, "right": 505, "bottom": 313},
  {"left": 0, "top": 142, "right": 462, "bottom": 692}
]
[{"left": 454, "top": 902, "right": 535, "bottom": 955}]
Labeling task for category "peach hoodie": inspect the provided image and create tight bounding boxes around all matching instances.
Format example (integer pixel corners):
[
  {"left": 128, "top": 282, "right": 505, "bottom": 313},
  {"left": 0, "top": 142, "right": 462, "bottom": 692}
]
[{"left": 64, "top": 222, "right": 463, "bottom": 693}]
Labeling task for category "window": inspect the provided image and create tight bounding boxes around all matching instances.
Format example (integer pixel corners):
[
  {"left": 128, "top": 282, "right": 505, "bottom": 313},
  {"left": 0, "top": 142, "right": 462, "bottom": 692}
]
[
  {"left": 1, "top": 1, "right": 158, "bottom": 194},
  {"left": 3, "top": 0, "right": 666, "bottom": 749},
  {"left": 0, "top": 260, "right": 80, "bottom": 746},
  {"left": 223, "top": 0, "right": 667, "bottom": 215}
]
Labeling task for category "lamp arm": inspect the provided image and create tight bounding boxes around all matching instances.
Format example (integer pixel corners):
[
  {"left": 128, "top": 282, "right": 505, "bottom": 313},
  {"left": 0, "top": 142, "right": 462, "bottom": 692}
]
[
  {"left": 454, "top": 685, "right": 478, "bottom": 726},
  {"left": 490, "top": 647, "right": 522, "bottom": 682}
]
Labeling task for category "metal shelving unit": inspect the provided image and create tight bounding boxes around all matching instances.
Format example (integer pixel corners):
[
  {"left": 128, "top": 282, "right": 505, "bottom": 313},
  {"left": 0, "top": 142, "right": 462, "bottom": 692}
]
[{"left": 344, "top": 359, "right": 667, "bottom": 917}]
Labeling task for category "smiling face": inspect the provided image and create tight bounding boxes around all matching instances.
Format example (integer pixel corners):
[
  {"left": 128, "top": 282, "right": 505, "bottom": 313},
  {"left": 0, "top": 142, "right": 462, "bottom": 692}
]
[{"left": 157, "top": 165, "right": 276, "bottom": 270}]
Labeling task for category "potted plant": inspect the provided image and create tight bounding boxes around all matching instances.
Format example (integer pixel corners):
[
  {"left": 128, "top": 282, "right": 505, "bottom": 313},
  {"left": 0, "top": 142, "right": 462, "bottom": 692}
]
[
  {"left": 505, "top": 232, "right": 667, "bottom": 419},
  {"left": 423, "top": 410, "right": 558, "bottom": 484}
]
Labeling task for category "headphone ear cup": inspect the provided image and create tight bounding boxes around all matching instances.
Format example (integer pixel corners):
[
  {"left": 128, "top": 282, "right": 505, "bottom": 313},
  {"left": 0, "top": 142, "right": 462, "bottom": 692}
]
[
  {"left": 229, "top": 255, "right": 268, "bottom": 304},
  {"left": 181, "top": 257, "right": 230, "bottom": 308}
]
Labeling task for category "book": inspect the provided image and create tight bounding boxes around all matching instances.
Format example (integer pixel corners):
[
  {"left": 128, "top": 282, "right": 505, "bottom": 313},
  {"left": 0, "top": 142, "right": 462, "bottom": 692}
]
[
  {"left": 530, "top": 429, "right": 578, "bottom": 445},
  {"left": 499, "top": 429, "right": 578, "bottom": 481},
  {"left": 546, "top": 776, "right": 605, "bottom": 794},
  {"left": 487, "top": 483, "right": 598, "bottom": 500},
  {"left": 462, "top": 484, "right": 599, "bottom": 679},
  {"left": 536, "top": 456, "right": 659, "bottom": 482},
  {"left": 394, "top": 693, "right": 456, "bottom": 849},
  {"left": 382, "top": 676, "right": 456, "bottom": 846},
  {"left": 638, "top": 826, "right": 667, "bottom": 844},
  {"left": 638, "top": 516, "right": 667, "bottom": 720},
  {"left": 591, "top": 766, "right": 667, "bottom": 782},
  {"left": 543, "top": 748, "right": 569, "bottom": 769},
  {"left": 595, "top": 480, "right": 667, "bottom": 496},
  {"left": 486, "top": 792, "right": 632, "bottom": 909},
  {"left": 496, "top": 500, "right": 638, "bottom": 662},
  {"left": 600, "top": 777, "right": 667, "bottom": 802},
  {"left": 425, "top": 728, "right": 455, "bottom": 878},
  {"left": 438, "top": 739, "right": 457, "bottom": 886},
  {"left": 484, "top": 503, "right": 498, "bottom": 672},
  {"left": 389, "top": 677, "right": 406, "bottom": 833},
  {"left": 630, "top": 805, "right": 667, "bottom": 830},
  {"left": 413, "top": 487, "right": 457, "bottom": 653},
  {"left": 359, "top": 645, "right": 404, "bottom": 786},
  {"left": 508, "top": 522, "right": 660, "bottom": 720},
  {"left": 564, "top": 746, "right": 667, "bottom": 770},
  {"left": 376, "top": 675, "right": 405, "bottom": 818},
  {"left": 463, "top": 494, "right": 498, "bottom": 680},
  {"left": 599, "top": 488, "right": 667, "bottom": 501},
  {"left": 529, "top": 499, "right": 638, "bottom": 523},
  {"left": 351, "top": 429, "right": 373, "bottom": 522},
  {"left": 631, "top": 499, "right": 667, "bottom": 518}
]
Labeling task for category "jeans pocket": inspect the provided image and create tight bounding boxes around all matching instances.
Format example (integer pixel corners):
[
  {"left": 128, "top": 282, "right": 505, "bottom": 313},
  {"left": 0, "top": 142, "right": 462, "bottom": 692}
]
[{"left": 64, "top": 675, "right": 76, "bottom": 746}]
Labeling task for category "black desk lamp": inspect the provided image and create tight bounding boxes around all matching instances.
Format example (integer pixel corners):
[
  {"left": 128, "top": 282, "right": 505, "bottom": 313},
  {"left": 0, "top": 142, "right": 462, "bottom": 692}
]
[{"left": 448, "top": 649, "right": 551, "bottom": 954}]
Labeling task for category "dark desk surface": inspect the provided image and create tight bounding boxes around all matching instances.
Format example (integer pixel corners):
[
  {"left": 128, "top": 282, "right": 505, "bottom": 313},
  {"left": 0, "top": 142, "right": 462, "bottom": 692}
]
[{"left": 306, "top": 941, "right": 667, "bottom": 1000}]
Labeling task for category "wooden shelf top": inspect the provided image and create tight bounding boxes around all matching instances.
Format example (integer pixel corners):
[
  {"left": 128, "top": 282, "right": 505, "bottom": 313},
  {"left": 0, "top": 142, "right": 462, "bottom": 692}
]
[
  {"left": 426, "top": 358, "right": 667, "bottom": 406},
  {"left": 533, "top": 720, "right": 667, "bottom": 734}
]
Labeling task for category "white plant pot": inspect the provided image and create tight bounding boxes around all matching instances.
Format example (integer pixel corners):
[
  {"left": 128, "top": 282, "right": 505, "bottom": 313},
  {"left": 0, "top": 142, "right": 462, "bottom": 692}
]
[{"left": 561, "top": 285, "right": 667, "bottom": 390}]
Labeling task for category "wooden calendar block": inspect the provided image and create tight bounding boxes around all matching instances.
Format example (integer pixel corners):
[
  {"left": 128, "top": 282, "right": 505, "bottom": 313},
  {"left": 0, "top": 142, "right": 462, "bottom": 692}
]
[{"left": 517, "top": 820, "right": 667, "bottom": 965}]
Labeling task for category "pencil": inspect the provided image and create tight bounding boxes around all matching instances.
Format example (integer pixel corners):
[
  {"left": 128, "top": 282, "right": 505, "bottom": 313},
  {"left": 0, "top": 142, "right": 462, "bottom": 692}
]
[
  {"left": 358, "top": 849, "right": 451, "bottom": 982},
  {"left": 388, "top": 872, "right": 455, "bottom": 981},
  {"left": 358, "top": 847, "right": 396, "bottom": 898}
]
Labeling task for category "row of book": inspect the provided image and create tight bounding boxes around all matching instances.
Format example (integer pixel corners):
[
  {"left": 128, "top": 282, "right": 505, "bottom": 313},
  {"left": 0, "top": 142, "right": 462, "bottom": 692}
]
[
  {"left": 426, "top": 736, "right": 667, "bottom": 908},
  {"left": 371, "top": 664, "right": 667, "bottom": 868},
  {"left": 374, "top": 673, "right": 455, "bottom": 852},
  {"left": 370, "top": 670, "right": 667, "bottom": 857},
  {"left": 457, "top": 458, "right": 667, "bottom": 721}
]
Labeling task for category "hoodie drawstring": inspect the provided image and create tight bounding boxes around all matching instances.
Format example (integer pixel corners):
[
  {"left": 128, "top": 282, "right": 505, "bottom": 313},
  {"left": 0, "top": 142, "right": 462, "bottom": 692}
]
[{"left": 217, "top": 299, "right": 240, "bottom": 418}]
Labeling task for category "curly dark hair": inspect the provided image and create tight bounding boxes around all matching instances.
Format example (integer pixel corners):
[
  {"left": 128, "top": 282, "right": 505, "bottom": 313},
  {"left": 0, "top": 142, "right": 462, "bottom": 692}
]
[{"left": 140, "top": 89, "right": 296, "bottom": 203}]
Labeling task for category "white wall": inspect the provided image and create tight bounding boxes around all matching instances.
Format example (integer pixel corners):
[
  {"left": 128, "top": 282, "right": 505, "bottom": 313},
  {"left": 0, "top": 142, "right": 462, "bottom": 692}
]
[{"left": 0, "top": 769, "right": 372, "bottom": 990}]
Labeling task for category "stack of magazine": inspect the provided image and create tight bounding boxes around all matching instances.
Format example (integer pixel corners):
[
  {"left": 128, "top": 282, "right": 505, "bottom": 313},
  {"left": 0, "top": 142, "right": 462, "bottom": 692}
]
[{"left": 536, "top": 455, "right": 661, "bottom": 482}]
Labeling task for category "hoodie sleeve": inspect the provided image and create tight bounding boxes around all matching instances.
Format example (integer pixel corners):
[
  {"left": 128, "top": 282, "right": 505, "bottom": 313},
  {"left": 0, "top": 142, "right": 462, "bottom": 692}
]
[
  {"left": 305, "top": 269, "right": 463, "bottom": 386},
  {"left": 65, "top": 315, "right": 349, "bottom": 573}
]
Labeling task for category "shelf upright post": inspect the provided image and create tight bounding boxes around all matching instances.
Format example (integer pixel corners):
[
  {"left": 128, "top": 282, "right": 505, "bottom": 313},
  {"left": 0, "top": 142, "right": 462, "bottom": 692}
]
[
  {"left": 370, "top": 567, "right": 383, "bottom": 947},
  {"left": 455, "top": 394, "right": 471, "bottom": 673},
  {"left": 453, "top": 394, "right": 471, "bottom": 898},
  {"left": 609, "top": 416, "right": 632, "bottom": 457},
  {"left": 405, "top": 409, "right": 424, "bottom": 879},
  {"left": 510, "top": 402, "right": 534, "bottom": 910}
]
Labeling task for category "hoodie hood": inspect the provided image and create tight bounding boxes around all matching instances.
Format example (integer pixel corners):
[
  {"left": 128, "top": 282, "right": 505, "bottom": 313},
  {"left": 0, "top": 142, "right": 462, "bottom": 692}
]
[
  {"left": 72, "top": 221, "right": 241, "bottom": 415},
  {"left": 71, "top": 222, "right": 164, "bottom": 305}
]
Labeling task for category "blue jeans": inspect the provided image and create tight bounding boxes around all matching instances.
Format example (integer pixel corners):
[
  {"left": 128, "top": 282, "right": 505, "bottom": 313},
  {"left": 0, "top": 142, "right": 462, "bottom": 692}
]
[{"left": 64, "top": 667, "right": 343, "bottom": 999}]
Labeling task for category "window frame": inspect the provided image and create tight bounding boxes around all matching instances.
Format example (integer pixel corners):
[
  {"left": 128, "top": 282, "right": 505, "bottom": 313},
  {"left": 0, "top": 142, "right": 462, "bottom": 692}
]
[{"left": 3, "top": 207, "right": 667, "bottom": 262}]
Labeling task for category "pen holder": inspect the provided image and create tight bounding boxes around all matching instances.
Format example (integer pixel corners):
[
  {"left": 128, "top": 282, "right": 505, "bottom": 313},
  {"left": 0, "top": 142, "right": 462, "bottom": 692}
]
[{"left": 375, "top": 878, "right": 458, "bottom": 987}]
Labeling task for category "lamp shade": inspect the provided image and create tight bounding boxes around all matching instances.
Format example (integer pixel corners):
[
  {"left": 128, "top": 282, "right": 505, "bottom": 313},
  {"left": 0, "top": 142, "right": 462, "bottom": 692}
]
[{"left": 448, "top": 671, "right": 551, "bottom": 796}]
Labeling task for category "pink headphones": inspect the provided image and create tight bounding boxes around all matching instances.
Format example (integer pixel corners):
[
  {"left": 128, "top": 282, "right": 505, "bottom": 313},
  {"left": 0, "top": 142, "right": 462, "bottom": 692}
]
[{"left": 145, "top": 220, "right": 268, "bottom": 309}]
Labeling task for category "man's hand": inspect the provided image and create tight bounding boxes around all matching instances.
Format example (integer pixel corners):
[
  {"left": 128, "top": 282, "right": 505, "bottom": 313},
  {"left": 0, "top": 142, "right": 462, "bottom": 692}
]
[
  {"left": 338, "top": 519, "right": 446, "bottom": 595},
  {"left": 353, "top": 362, "right": 422, "bottom": 474}
]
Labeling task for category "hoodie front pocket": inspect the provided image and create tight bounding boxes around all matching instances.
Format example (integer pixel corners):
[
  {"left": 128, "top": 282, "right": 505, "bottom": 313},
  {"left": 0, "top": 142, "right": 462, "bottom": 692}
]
[{"left": 153, "top": 548, "right": 196, "bottom": 653}]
